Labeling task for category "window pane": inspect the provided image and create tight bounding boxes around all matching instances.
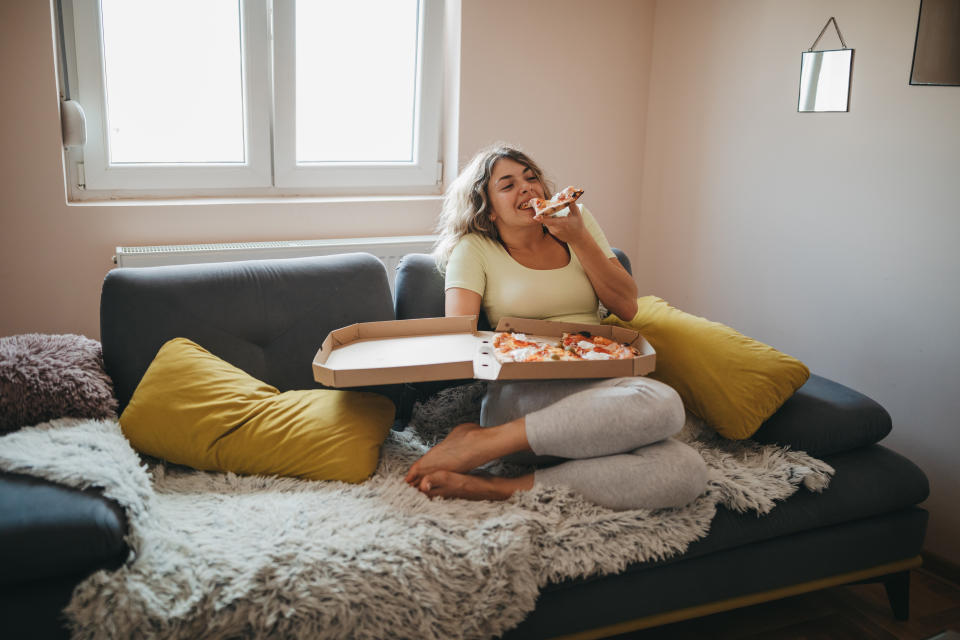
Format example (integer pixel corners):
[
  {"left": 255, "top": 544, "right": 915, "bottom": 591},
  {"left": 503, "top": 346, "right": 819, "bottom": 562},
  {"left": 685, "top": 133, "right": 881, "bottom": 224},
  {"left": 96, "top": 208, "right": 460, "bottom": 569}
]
[
  {"left": 295, "top": 0, "right": 419, "bottom": 163},
  {"left": 100, "top": 0, "right": 245, "bottom": 164}
]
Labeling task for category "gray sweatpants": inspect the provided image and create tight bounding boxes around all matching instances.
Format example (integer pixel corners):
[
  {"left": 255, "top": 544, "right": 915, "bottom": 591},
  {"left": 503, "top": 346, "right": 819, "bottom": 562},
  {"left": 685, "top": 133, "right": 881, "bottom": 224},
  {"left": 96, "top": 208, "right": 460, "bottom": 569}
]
[{"left": 481, "top": 377, "right": 708, "bottom": 511}]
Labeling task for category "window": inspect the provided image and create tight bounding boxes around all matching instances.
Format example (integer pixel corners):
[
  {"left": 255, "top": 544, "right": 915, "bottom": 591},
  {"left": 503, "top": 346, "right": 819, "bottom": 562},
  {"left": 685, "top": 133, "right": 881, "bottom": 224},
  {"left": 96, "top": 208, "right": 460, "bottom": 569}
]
[{"left": 62, "top": 0, "right": 444, "bottom": 198}]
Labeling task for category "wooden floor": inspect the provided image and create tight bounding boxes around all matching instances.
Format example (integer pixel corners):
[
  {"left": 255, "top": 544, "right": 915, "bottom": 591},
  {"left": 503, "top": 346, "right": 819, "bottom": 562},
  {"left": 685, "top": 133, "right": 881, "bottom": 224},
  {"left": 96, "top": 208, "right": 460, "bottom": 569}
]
[{"left": 611, "top": 569, "right": 960, "bottom": 640}]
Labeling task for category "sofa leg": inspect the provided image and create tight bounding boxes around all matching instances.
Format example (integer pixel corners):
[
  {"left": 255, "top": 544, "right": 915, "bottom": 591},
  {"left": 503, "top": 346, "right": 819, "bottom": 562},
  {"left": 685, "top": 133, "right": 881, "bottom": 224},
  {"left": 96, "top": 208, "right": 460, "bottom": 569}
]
[{"left": 883, "top": 570, "right": 910, "bottom": 620}]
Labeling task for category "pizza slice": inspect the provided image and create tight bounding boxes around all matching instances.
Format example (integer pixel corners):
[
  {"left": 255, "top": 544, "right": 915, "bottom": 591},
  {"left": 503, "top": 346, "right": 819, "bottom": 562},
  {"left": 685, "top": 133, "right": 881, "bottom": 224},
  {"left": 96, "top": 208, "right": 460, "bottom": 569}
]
[{"left": 520, "top": 186, "right": 584, "bottom": 218}]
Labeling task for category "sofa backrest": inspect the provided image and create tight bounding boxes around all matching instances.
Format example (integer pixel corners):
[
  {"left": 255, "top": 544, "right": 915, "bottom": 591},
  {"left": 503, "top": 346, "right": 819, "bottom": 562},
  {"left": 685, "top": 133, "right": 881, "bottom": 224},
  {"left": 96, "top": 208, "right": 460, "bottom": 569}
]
[
  {"left": 101, "top": 253, "right": 395, "bottom": 412},
  {"left": 393, "top": 249, "right": 633, "bottom": 326}
]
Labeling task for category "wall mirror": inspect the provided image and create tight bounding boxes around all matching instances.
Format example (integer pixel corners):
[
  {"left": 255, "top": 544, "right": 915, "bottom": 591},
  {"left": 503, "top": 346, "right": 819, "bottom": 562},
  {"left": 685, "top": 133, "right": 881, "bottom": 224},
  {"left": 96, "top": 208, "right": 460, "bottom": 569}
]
[
  {"left": 798, "top": 18, "right": 854, "bottom": 113},
  {"left": 910, "top": 0, "right": 960, "bottom": 85},
  {"left": 798, "top": 49, "right": 854, "bottom": 112}
]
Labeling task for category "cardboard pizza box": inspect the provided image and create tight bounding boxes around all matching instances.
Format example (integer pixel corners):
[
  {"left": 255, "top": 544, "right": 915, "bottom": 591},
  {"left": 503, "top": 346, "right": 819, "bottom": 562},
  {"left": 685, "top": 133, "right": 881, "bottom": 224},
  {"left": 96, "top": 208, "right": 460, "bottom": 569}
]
[{"left": 312, "top": 315, "right": 655, "bottom": 387}]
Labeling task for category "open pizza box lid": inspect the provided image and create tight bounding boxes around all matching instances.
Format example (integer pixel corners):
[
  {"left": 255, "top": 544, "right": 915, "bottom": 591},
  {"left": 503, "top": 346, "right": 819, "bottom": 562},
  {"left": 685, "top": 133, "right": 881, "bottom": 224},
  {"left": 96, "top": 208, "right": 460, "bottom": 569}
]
[{"left": 312, "top": 316, "right": 655, "bottom": 387}]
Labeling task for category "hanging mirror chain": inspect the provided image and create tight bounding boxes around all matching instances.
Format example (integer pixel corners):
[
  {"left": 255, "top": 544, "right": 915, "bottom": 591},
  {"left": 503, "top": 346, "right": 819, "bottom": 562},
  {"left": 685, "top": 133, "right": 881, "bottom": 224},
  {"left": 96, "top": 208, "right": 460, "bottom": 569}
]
[{"left": 809, "top": 16, "right": 848, "bottom": 51}]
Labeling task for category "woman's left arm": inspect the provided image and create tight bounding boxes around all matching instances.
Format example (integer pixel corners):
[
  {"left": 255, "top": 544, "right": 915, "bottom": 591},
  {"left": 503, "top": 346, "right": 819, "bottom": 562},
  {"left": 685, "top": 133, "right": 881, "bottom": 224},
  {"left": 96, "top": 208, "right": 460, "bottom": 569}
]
[
  {"left": 569, "top": 239, "right": 639, "bottom": 320},
  {"left": 541, "top": 204, "right": 638, "bottom": 320}
]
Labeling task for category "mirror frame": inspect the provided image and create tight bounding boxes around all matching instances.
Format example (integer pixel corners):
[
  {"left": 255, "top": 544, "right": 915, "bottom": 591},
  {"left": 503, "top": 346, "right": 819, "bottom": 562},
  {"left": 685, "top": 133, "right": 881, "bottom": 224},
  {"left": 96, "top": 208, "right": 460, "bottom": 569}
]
[
  {"left": 798, "top": 48, "right": 855, "bottom": 113},
  {"left": 910, "top": 0, "right": 960, "bottom": 86}
]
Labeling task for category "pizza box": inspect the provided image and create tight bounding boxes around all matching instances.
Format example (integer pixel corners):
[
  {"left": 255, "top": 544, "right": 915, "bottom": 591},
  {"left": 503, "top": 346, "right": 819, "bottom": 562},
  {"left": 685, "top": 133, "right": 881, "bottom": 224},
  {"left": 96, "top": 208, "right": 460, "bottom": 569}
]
[{"left": 312, "top": 315, "right": 655, "bottom": 387}]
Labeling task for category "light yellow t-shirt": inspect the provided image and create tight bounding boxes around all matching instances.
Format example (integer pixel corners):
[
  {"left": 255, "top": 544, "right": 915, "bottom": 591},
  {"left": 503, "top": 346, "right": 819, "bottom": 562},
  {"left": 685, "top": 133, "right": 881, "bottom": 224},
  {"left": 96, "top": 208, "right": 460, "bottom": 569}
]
[{"left": 445, "top": 204, "right": 617, "bottom": 327}]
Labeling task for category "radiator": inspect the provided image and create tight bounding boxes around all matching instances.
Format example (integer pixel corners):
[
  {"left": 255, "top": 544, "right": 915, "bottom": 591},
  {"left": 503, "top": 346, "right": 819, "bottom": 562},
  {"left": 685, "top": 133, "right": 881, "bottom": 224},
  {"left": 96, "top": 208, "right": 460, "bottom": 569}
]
[{"left": 113, "top": 236, "right": 437, "bottom": 291}]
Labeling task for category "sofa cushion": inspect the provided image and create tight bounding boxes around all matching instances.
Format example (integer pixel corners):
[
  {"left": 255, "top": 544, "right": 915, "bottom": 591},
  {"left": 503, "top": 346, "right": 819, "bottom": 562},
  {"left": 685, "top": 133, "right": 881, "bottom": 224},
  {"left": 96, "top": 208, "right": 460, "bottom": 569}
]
[
  {"left": 394, "top": 254, "right": 447, "bottom": 321},
  {"left": 120, "top": 338, "right": 395, "bottom": 483},
  {"left": 0, "top": 334, "right": 117, "bottom": 434},
  {"left": 101, "top": 254, "right": 397, "bottom": 414},
  {"left": 512, "top": 508, "right": 928, "bottom": 639},
  {"left": 605, "top": 297, "right": 810, "bottom": 439},
  {"left": 751, "top": 374, "right": 892, "bottom": 456},
  {"left": 649, "top": 444, "right": 929, "bottom": 567}
]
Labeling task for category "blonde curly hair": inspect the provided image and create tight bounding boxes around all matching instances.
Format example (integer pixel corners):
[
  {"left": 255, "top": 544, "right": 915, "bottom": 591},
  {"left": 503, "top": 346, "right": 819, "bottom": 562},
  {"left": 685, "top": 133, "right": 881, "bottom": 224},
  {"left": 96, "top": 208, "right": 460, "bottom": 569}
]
[{"left": 433, "top": 143, "right": 554, "bottom": 270}]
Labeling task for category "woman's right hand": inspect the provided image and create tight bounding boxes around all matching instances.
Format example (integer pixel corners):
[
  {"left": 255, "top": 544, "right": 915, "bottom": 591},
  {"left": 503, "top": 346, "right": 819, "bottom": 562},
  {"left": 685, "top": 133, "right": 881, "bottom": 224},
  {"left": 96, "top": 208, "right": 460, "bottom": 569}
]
[{"left": 538, "top": 198, "right": 589, "bottom": 245}]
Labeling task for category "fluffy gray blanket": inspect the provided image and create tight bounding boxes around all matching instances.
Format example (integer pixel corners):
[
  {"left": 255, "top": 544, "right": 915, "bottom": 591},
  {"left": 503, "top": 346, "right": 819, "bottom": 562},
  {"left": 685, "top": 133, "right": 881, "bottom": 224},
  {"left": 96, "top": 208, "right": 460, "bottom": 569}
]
[{"left": 0, "top": 383, "right": 833, "bottom": 639}]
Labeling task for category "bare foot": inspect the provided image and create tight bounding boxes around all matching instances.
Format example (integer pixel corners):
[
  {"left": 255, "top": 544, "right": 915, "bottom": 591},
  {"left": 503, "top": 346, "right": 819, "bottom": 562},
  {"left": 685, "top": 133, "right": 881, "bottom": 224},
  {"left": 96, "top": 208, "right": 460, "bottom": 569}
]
[
  {"left": 404, "top": 422, "right": 488, "bottom": 487},
  {"left": 417, "top": 471, "right": 534, "bottom": 501}
]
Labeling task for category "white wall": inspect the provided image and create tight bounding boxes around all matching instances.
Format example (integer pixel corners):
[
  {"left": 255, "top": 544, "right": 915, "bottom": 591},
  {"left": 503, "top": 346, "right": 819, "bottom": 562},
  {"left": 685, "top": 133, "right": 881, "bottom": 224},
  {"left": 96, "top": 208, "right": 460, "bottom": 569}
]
[{"left": 639, "top": 0, "right": 960, "bottom": 563}]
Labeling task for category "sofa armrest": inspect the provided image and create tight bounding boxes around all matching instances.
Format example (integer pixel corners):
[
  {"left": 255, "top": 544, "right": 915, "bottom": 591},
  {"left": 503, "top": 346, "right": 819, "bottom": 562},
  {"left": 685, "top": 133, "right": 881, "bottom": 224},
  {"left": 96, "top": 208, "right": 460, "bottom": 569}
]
[
  {"left": 0, "top": 471, "right": 128, "bottom": 587},
  {"left": 752, "top": 374, "right": 893, "bottom": 456}
]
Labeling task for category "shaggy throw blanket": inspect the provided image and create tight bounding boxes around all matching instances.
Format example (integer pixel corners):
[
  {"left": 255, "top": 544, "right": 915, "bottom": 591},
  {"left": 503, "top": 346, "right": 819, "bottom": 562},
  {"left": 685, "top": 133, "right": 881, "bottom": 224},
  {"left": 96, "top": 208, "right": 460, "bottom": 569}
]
[
  {"left": 0, "top": 383, "right": 833, "bottom": 640},
  {"left": 0, "top": 333, "right": 117, "bottom": 434}
]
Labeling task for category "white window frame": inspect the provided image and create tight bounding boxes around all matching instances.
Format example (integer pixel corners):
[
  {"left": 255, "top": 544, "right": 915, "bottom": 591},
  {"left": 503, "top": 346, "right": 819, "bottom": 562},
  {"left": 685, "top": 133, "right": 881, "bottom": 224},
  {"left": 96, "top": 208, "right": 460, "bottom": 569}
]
[
  {"left": 71, "top": 0, "right": 273, "bottom": 192},
  {"left": 272, "top": 0, "right": 444, "bottom": 190},
  {"left": 63, "top": 0, "right": 444, "bottom": 199}
]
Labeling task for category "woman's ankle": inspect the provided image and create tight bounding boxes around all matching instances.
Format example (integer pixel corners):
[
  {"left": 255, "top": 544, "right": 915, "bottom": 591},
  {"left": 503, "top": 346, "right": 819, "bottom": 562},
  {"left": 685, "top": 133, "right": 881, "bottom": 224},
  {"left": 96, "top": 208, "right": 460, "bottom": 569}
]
[
  {"left": 482, "top": 417, "right": 532, "bottom": 460},
  {"left": 499, "top": 473, "right": 535, "bottom": 495}
]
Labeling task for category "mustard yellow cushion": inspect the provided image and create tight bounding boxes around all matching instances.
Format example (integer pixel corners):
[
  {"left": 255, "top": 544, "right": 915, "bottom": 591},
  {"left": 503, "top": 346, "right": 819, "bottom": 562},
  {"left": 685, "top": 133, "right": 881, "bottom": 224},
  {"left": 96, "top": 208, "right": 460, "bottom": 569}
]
[
  {"left": 605, "top": 296, "right": 810, "bottom": 440},
  {"left": 119, "top": 338, "right": 395, "bottom": 483}
]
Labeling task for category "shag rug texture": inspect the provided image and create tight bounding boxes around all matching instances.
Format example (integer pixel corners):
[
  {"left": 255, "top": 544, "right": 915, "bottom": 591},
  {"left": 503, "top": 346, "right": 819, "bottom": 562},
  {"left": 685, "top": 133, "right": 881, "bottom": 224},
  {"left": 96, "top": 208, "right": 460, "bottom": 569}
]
[
  {"left": 0, "top": 382, "right": 834, "bottom": 640},
  {"left": 0, "top": 333, "right": 117, "bottom": 434}
]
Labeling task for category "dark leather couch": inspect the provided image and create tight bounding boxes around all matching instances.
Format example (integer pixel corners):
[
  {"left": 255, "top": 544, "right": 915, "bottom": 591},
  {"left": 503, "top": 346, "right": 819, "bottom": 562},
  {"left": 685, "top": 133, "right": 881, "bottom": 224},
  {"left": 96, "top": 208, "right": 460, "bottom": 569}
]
[{"left": 0, "top": 252, "right": 929, "bottom": 639}]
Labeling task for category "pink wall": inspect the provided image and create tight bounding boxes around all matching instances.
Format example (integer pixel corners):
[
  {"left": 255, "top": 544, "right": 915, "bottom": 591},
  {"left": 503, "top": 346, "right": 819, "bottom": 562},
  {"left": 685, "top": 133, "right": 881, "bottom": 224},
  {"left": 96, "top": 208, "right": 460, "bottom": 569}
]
[
  {"left": 638, "top": 0, "right": 960, "bottom": 564},
  {"left": 0, "top": 0, "right": 655, "bottom": 340},
  {"left": 458, "top": 0, "right": 655, "bottom": 250}
]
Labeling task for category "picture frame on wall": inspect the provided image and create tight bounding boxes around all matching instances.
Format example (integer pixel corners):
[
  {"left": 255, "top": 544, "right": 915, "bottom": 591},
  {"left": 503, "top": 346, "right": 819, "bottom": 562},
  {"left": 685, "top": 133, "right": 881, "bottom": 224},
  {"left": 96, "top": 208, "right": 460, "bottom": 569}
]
[{"left": 910, "top": 0, "right": 960, "bottom": 86}]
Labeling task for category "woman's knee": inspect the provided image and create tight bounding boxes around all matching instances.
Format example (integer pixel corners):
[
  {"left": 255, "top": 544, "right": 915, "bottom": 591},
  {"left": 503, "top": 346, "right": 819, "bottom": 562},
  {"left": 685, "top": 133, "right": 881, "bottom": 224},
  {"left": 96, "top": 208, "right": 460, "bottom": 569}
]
[
  {"left": 626, "top": 438, "right": 708, "bottom": 509},
  {"left": 662, "top": 440, "right": 710, "bottom": 508},
  {"left": 535, "top": 439, "right": 708, "bottom": 511},
  {"left": 612, "top": 377, "right": 686, "bottom": 440}
]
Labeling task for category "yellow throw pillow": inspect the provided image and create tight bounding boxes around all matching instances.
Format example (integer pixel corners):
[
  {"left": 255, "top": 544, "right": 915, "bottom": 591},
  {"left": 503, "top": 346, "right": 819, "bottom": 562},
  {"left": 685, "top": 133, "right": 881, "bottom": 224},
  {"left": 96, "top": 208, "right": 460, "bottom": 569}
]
[
  {"left": 119, "top": 338, "right": 395, "bottom": 483},
  {"left": 605, "top": 296, "right": 810, "bottom": 440}
]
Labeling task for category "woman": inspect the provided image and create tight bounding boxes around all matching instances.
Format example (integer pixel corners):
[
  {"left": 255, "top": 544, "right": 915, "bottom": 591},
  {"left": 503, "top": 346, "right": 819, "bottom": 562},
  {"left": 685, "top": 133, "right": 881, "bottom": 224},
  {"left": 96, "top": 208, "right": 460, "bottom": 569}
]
[{"left": 404, "top": 144, "right": 708, "bottom": 510}]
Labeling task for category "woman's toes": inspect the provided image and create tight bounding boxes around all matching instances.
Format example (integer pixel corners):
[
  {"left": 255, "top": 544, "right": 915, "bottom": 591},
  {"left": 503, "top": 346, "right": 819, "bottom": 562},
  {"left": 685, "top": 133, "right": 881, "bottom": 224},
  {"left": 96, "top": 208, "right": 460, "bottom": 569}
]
[
  {"left": 417, "top": 471, "right": 450, "bottom": 497},
  {"left": 404, "top": 462, "right": 420, "bottom": 485},
  {"left": 406, "top": 423, "right": 488, "bottom": 477},
  {"left": 415, "top": 470, "right": 527, "bottom": 502},
  {"left": 419, "top": 475, "right": 433, "bottom": 493}
]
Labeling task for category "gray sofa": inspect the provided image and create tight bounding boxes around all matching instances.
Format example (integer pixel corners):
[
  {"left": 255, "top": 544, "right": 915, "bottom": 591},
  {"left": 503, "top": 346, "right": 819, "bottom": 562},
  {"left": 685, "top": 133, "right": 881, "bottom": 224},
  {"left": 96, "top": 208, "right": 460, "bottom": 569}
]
[{"left": 0, "top": 252, "right": 929, "bottom": 639}]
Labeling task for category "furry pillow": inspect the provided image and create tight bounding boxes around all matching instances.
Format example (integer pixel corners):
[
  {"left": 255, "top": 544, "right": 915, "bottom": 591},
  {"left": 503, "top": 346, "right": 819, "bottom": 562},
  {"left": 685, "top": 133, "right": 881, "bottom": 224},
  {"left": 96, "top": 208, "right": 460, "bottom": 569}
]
[{"left": 0, "top": 333, "right": 118, "bottom": 434}]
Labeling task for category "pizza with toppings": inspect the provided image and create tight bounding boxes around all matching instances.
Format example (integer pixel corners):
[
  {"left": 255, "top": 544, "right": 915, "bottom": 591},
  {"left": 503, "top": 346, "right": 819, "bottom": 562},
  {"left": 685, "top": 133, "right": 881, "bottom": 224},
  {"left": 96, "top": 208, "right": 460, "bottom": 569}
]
[
  {"left": 492, "top": 330, "right": 638, "bottom": 363},
  {"left": 560, "top": 332, "right": 640, "bottom": 360},
  {"left": 492, "top": 331, "right": 578, "bottom": 363}
]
